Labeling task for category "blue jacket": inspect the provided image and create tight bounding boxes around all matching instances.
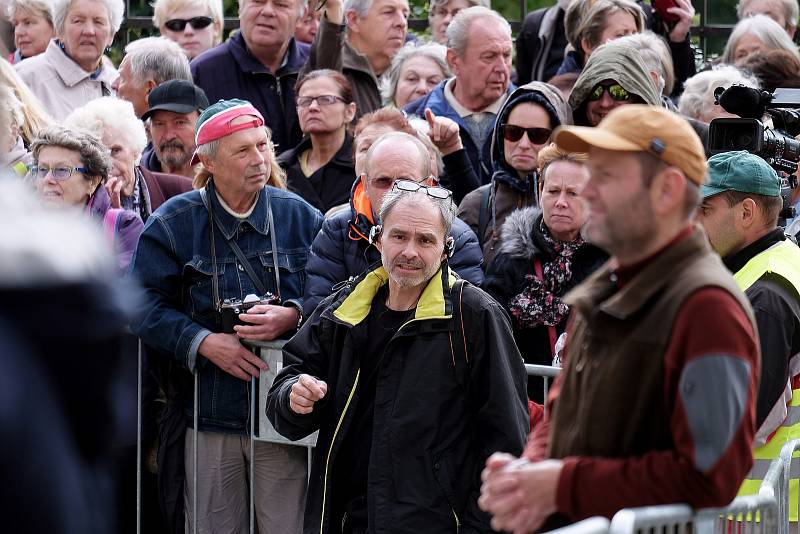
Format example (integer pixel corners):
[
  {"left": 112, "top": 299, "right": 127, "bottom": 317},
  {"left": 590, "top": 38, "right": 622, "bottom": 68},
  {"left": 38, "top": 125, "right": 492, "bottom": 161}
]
[
  {"left": 404, "top": 81, "right": 515, "bottom": 186},
  {"left": 190, "top": 33, "right": 310, "bottom": 154},
  {"left": 130, "top": 183, "right": 324, "bottom": 433},
  {"left": 303, "top": 179, "right": 485, "bottom": 317}
]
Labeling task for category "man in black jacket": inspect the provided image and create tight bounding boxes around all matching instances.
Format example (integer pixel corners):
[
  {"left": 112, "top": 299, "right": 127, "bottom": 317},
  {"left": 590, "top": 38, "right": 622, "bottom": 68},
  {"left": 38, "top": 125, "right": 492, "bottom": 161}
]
[
  {"left": 267, "top": 176, "right": 528, "bottom": 534},
  {"left": 696, "top": 150, "right": 800, "bottom": 497}
]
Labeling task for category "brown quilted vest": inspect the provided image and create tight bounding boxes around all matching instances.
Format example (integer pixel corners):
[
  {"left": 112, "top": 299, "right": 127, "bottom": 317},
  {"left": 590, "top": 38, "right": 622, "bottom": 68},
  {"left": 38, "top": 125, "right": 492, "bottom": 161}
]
[{"left": 548, "top": 227, "right": 757, "bottom": 459}]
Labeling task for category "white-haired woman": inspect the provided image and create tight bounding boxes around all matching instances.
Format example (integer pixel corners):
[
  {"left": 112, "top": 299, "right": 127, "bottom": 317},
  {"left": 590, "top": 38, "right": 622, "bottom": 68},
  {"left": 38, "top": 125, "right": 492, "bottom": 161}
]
[
  {"left": 721, "top": 14, "right": 800, "bottom": 66},
  {"left": 65, "top": 96, "right": 192, "bottom": 222},
  {"left": 14, "top": 0, "right": 124, "bottom": 120},
  {"left": 152, "top": 0, "right": 223, "bottom": 59},
  {"left": 678, "top": 65, "right": 761, "bottom": 123},
  {"left": 30, "top": 125, "right": 143, "bottom": 271},
  {"left": 380, "top": 41, "right": 451, "bottom": 108},
  {"left": 6, "top": 0, "right": 55, "bottom": 63}
]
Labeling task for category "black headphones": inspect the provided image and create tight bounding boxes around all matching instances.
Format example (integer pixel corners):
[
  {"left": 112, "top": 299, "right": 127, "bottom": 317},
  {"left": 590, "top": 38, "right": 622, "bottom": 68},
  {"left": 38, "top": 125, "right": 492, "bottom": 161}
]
[{"left": 370, "top": 224, "right": 455, "bottom": 258}]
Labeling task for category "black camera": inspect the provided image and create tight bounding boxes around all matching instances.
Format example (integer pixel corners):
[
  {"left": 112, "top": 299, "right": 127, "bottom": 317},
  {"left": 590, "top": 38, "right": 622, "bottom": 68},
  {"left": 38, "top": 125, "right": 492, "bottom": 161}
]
[
  {"left": 219, "top": 293, "right": 280, "bottom": 333},
  {"left": 709, "top": 86, "right": 800, "bottom": 220}
]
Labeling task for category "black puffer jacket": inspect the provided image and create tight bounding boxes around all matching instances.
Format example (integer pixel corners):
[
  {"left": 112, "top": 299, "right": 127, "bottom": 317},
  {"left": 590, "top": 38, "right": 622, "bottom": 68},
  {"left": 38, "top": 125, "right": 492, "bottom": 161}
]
[
  {"left": 267, "top": 265, "right": 529, "bottom": 534},
  {"left": 483, "top": 207, "right": 607, "bottom": 402},
  {"left": 302, "top": 179, "right": 485, "bottom": 316}
]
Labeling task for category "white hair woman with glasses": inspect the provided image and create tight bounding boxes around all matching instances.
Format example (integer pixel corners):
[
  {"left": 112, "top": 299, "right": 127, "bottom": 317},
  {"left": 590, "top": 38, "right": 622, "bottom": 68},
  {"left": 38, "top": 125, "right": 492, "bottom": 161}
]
[
  {"left": 483, "top": 144, "right": 607, "bottom": 402},
  {"left": 277, "top": 69, "right": 357, "bottom": 213},
  {"left": 29, "top": 125, "right": 144, "bottom": 271},
  {"left": 6, "top": 0, "right": 55, "bottom": 63},
  {"left": 678, "top": 65, "right": 760, "bottom": 123},
  {"left": 380, "top": 41, "right": 451, "bottom": 108},
  {"left": 721, "top": 13, "right": 800, "bottom": 66},
  {"left": 64, "top": 96, "right": 193, "bottom": 222},
  {"left": 152, "top": 0, "right": 223, "bottom": 59},
  {"left": 14, "top": 0, "right": 124, "bottom": 120}
]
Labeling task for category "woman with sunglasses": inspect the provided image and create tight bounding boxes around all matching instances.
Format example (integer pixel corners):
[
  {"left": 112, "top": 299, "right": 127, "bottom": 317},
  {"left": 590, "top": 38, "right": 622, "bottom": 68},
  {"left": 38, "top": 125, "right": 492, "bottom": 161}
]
[
  {"left": 458, "top": 81, "right": 573, "bottom": 266},
  {"left": 483, "top": 144, "right": 607, "bottom": 402},
  {"left": 277, "top": 70, "right": 357, "bottom": 214},
  {"left": 152, "top": 0, "right": 223, "bottom": 59},
  {"left": 29, "top": 125, "right": 143, "bottom": 272}
]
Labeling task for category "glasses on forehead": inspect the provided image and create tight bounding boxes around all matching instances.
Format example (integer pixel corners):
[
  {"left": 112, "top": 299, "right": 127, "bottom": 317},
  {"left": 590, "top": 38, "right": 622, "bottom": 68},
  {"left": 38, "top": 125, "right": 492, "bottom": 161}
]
[
  {"left": 393, "top": 179, "right": 452, "bottom": 200},
  {"left": 588, "top": 83, "right": 631, "bottom": 102},
  {"left": 296, "top": 95, "right": 345, "bottom": 108},
  {"left": 29, "top": 165, "right": 89, "bottom": 181},
  {"left": 164, "top": 16, "right": 214, "bottom": 31},
  {"left": 501, "top": 125, "right": 552, "bottom": 144}
]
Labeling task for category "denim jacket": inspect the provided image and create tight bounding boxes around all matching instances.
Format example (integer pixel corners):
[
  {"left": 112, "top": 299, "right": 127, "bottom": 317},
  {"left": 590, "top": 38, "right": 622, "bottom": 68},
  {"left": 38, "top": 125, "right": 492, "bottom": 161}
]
[{"left": 131, "top": 182, "right": 324, "bottom": 432}]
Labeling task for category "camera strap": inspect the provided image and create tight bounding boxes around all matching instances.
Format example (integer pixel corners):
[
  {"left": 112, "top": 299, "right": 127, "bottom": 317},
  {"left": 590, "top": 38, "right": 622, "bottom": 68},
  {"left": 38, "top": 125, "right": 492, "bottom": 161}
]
[{"left": 201, "top": 182, "right": 281, "bottom": 304}]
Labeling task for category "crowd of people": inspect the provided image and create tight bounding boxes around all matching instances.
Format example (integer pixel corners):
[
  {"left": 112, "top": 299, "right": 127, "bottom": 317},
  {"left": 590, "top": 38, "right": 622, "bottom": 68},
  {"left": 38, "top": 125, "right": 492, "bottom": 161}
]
[{"left": 3, "top": 0, "right": 800, "bottom": 531}]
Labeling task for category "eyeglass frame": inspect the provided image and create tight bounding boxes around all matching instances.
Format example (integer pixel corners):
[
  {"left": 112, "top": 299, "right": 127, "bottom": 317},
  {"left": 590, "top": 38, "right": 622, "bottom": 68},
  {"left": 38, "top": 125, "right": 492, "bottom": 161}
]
[
  {"left": 588, "top": 83, "right": 632, "bottom": 102},
  {"left": 430, "top": 6, "right": 463, "bottom": 17},
  {"left": 296, "top": 95, "right": 346, "bottom": 108},
  {"left": 28, "top": 164, "right": 91, "bottom": 182},
  {"left": 392, "top": 179, "right": 452, "bottom": 200},
  {"left": 163, "top": 16, "right": 214, "bottom": 32}
]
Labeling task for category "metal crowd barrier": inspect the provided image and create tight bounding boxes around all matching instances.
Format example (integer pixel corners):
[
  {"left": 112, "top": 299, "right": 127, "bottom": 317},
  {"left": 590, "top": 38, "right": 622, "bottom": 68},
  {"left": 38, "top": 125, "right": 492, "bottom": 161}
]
[{"left": 525, "top": 363, "right": 561, "bottom": 415}]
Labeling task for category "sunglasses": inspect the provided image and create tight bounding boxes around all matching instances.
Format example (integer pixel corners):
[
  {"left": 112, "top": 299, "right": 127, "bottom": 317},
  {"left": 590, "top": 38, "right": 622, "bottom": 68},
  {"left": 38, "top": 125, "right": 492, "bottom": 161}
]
[
  {"left": 164, "top": 16, "right": 214, "bottom": 32},
  {"left": 29, "top": 165, "right": 89, "bottom": 181},
  {"left": 296, "top": 95, "right": 345, "bottom": 108},
  {"left": 393, "top": 179, "right": 452, "bottom": 200},
  {"left": 588, "top": 83, "right": 631, "bottom": 102},
  {"left": 501, "top": 125, "right": 552, "bottom": 144}
]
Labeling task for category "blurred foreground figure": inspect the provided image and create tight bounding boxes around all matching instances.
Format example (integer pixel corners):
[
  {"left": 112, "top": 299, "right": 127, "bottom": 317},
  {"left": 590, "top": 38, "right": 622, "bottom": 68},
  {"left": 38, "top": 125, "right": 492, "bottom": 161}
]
[
  {"left": 0, "top": 178, "right": 132, "bottom": 533},
  {"left": 479, "top": 106, "right": 761, "bottom": 531}
]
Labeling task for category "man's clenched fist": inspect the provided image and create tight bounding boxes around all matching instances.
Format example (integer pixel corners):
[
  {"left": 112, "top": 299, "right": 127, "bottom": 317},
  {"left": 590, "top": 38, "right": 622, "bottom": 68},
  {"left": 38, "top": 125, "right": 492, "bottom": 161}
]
[{"left": 289, "top": 374, "right": 328, "bottom": 414}]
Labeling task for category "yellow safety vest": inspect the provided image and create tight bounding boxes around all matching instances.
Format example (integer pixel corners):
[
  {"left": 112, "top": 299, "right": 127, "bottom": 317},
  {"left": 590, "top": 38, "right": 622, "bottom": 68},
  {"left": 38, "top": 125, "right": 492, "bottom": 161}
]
[{"left": 736, "top": 239, "right": 800, "bottom": 521}]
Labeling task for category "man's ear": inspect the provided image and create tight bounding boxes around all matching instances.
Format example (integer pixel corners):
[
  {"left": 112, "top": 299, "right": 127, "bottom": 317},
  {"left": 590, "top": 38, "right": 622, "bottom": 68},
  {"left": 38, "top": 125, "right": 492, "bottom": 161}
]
[
  {"left": 650, "top": 167, "right": 685, "bottom": 216},
  {"left": 198, "top": 153, "right": 215, "bottom": 175},
  {"left": 345, "top": 9, "right": 361, "bottom": 34},
  {"left": 739, "top": 197, "right": 758, "bottom": 228},
  {"left": 446, "top": 48, "right": 459, "bottom": 76}
]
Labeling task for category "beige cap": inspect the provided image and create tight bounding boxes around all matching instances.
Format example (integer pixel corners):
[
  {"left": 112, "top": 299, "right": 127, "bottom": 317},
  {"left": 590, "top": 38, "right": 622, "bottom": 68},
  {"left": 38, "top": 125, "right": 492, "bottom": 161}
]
[{"left": 553, "top": 105, "right": 707, "bottom": 185}]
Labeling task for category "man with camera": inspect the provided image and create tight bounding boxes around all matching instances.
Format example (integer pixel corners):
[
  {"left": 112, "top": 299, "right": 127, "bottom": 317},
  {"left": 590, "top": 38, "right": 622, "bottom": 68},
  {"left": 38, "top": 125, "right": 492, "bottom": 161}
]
[
  {"left": 479, "top": 106, "right": 760, "bottom": 531},
  {"left": 131, "top": 99, "right": 324, "bottom": 533},
  {"left": 695, "top": 150, "right": 800, "bottom": 516},
  {"left": 266, "top": 133, "right": 529, "bottom": 534}
]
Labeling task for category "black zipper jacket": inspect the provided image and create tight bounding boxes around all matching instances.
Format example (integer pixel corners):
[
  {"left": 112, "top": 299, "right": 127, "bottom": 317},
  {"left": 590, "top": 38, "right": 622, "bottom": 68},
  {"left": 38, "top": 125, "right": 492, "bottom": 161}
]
[{"left": 267, "top": 264, "right": 528, "bottom": 534}]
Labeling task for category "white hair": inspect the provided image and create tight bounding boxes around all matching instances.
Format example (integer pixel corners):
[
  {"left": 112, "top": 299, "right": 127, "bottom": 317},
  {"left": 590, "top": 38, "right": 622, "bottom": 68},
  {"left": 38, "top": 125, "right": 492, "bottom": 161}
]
[
  {"left": 380, "top": 41, "right": 451, "bottom": 106},
  {"left": 445, "top": 6, "right": 511, "bottom": 57},
  {"left": 63, "top": 97, "right": 148, "bottom": 157},
  {"left": 721, "top": 14, "right": 800, "bottom": 64},
  {"left": 5, "top": 0, "right": 54, "bottom": 25},
  {"left": 124, "top": 37, "right": 192, "bottom": 84},
  {"left": 615, "top": 31, "right": 675, "bottom": 96},
  {"left": 0, "top": 85, "right": 24, "bottom": 130},
  {"left": 737, "top": 0, "right": 798, "bottom": 28},
  {"left": 53, "top": 0, "right": 124, "bottom": 34},
  {"left": 678, "top": 65, "right": 760, "bottom": 120}
]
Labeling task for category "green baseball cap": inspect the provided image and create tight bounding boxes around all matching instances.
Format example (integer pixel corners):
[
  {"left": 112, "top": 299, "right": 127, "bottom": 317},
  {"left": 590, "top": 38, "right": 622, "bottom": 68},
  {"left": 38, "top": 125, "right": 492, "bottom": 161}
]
[{"left": 701, "top": 151, "right": 781, "bottom": 199}]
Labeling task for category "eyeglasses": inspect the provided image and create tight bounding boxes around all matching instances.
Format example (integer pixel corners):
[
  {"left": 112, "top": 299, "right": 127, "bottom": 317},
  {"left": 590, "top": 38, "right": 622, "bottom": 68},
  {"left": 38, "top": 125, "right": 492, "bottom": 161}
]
[
  {"left": 29, "top": 165, "right": 89, "bottom": 181},
  {"left": 296, "top": 95, "right": 345, "bottom": 108},
  {"left": 588, "top": 83, "right": 631, "bottom": 102},
  {"left": 393, "top": 179, "right": 452, "bottom": 199},
  {"left": 501, "top": 125, "right": 552, "bottom": 144},
  {"left": 164, "top": 16, "right": 214, "bottom": 32}
]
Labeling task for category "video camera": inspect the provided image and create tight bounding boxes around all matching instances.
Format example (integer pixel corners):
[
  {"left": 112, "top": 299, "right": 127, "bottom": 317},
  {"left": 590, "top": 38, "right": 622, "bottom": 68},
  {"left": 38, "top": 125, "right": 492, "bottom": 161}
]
[{"left": 708, "top": 85, "right": 800, "bottom": 220}]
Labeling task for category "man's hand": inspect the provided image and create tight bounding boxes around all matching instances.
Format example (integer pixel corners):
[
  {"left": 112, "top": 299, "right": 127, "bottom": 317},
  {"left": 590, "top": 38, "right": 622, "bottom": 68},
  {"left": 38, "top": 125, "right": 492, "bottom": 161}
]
[
  {"left": 198, "top": 333, "right": 268, "bottom": 381},
  {"left": 480, "top": 453, "right": 563, "bottom": 534},
  {"left": 289, "top": 374, "right": 328, "bottom": 414},
  {"left": 234, "top": 304, "right": 300, "bottom": 341},
  {"left": 323, "top": 0, "right": 342, "bottom": 24},
  {"left": 105, "top": 175, "right": 125, "bottom": 209},
  {"left": 667, "top": 0, "right": 695, "bottom": 43},
  {"left": 425, "top": 108, "right": 463, "bottom": 156}
]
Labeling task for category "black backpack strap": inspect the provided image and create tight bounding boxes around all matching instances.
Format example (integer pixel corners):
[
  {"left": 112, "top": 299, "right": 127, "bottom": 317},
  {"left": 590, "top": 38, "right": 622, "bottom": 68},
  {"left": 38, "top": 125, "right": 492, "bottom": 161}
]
[
  {"left": 449, "top": 279, "right": 470, "bottom": 392},
  {"left": 477, "top": 186, "right": 492, "bottom": 248}
]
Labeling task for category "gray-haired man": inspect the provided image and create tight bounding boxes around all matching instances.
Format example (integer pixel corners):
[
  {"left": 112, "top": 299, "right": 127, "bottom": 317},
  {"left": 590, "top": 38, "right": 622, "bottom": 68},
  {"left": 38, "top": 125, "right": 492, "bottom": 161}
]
[{"left": 267, "top": 161, "right": 528, "bottom": 533}]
